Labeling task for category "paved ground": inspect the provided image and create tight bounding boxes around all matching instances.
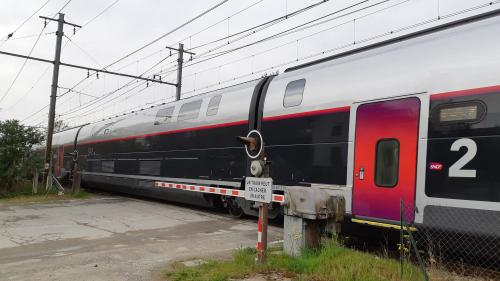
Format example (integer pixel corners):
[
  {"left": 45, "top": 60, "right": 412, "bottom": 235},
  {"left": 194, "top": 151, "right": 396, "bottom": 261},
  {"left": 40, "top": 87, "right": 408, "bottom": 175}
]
[{"left": 0, "top": 195, "right": 282, "bottom": 281}]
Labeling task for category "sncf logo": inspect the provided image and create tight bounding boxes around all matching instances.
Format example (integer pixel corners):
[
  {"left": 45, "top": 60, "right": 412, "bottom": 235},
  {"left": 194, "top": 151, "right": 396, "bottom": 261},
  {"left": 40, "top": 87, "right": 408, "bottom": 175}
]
[{"left": 429, "top": 162, "right": 443, "bottom": 171}]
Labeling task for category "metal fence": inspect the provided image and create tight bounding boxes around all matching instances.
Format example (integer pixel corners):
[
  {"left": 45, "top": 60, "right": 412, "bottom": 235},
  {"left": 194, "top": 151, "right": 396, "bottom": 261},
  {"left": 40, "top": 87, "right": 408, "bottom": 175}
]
[{"left": 400, "top": 200, "right": 500, "bottom": 281}]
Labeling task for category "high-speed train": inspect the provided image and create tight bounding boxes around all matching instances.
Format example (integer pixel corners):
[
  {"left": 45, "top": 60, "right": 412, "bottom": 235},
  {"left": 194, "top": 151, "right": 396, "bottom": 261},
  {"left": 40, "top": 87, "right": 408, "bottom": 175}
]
[{"left": 50, "top": 10, "right": 500, "bottom": 235}]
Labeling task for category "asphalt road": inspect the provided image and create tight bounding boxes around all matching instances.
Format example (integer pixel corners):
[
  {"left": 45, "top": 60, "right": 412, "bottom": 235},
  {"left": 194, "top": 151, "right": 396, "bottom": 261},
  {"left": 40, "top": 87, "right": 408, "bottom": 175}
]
[{"left": 0, "top": 195, "right": 282, "bottom": 281}]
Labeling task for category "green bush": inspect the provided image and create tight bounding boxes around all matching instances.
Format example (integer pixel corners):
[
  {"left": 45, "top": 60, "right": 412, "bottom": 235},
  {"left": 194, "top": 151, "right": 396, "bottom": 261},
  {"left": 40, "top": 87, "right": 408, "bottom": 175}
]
[{"left": 0, "top": 120, "right": 44, "bottom": 193}]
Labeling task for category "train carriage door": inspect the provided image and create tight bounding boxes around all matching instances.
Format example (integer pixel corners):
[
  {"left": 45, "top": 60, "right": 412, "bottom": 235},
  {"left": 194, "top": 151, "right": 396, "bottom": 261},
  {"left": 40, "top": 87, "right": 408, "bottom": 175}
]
[{"left": 353, "top": 97, "right": 420, "bottom": 223}]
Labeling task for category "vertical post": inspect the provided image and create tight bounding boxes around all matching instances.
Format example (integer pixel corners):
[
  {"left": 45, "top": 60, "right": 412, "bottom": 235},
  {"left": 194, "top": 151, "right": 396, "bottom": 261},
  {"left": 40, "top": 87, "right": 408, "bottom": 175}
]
[
  {"left": 44, "top": 13, "right": 65, "bottom": 189},
  {"left": 32, "top": 169, "right": 39, "bottom": 195},
  {"left": 257, "top": 158, "right": 270, "bottom": 263},
  {"left": 72, "top": 163, "right": 81, "bottom": 194},
  {"left": 257, "top": 202, "right": 269, "bottom": 262},
  {"left": 175, "top": 43, "right": 184, "bottom": 101}
]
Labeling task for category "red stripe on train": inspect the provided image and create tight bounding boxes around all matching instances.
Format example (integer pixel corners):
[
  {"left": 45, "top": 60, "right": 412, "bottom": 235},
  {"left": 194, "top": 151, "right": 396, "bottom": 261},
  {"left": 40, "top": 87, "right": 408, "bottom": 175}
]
[
  {"left": 78, "top": 119, "right": 249, "bottom": 146},
  {"left": 263, "top": 106, "right": 350, "bottom": 122},
  {"left": 431, "top": 85, "right": 500, "bottom": 100}
]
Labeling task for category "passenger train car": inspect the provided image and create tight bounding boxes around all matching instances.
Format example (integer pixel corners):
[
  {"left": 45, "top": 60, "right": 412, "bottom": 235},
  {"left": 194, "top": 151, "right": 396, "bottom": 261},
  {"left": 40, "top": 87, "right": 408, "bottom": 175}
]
[{"left": 50, "top": 10, "right": 500, "bottom": 235}]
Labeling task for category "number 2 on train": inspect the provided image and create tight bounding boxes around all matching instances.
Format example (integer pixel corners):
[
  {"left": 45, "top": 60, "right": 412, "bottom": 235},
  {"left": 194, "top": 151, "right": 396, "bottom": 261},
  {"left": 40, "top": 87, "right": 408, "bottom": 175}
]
[{"left": 449, "top": 138, "right": 477, "bottom": 178}]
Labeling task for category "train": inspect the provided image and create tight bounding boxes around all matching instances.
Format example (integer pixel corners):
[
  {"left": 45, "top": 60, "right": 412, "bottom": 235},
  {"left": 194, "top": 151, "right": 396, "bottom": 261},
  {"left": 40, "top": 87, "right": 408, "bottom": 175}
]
[{"left": 49, "top": 9, "right": 500, "bottom": 236}]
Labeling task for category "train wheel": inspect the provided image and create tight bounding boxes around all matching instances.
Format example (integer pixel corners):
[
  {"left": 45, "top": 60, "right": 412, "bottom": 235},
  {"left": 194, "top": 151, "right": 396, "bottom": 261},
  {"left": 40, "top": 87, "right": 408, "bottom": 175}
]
[{"left": 226, "top": 197, "right": 244, "bottom": 218}]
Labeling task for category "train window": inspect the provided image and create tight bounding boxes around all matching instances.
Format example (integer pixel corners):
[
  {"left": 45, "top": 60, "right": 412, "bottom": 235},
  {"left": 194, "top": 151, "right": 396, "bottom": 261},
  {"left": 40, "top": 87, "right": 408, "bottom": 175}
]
[
  {"left": 178, "top": 100, "right": 202, "bottom": 121},
  {"left": 139, "top": 160, "right": 160, "bottom": 176},
  {"left": 207, "top": 95, "right": 222, "bottom": 116},
  {"left": 101, "top": 161, "right": 114, "bottom": 173},
  {"left": 155, "top": 106, "right": 175, "bottom": 124},
  {"left": 283, "top": 79, "right": 306, "bottom": 108},
  {"left": 375, "top": 139, "right": 399, "bottom": 187}
]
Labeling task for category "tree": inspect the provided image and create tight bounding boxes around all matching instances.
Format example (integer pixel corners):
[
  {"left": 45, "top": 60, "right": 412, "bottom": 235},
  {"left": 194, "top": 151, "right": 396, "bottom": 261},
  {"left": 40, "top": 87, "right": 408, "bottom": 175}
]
[
  {"left": 0, "top": 120, "right": 44, "bottom": 191},
  {"left": 54, "top": 118, "right": 69, "bottom": 133}
]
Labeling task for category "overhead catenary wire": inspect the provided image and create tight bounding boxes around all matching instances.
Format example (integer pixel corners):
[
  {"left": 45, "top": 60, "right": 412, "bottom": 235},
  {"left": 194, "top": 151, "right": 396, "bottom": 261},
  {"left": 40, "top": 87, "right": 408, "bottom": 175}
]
[
  {"left": 100, "top": 0, "right": 266, "bottom": 75},
  {"left": 182, "top": 0, "right": 500, "bottom": 95},
  {"left": 102, "top": 0, "right": 230, "bottom": 70},
  {"left": 183, "top": 0, "right": 384, "bottom": 69},
  {"left": 178, "top": 0, "right": 410, "bottom": 81},
  {"left": 63, "top": 34, "right": 103, "bottom": 68},
  {"left": 154, "top": 0, "right": 381, "bottom": 78},
  {"left": 53, "top": 0, "right": 230, "bottom": 114},
  {"left": 0, "top": 0, "right": 51, "bottom": 49},
  {"left": 133, "top": 0, "right": 333, "bottom": 81},
  {"left": 0, "top": 26, "right": 48, "bottom": 104},
  {"left": 17, "top": 0, "right": 124, "bottom": 122},
  {"left": 24, "top": 1, "right": 500, "bottom": 126},
  {"left": 57, "top": 54, "right": 175, "bottom": 116},
  {"left": 61, "top": 0, "right": 361, "bottom": 117},
  {"left": 56, "top": 0, "right": 410, "bottom": 122},
  {"left": 188, "top": 0, "right": 332, "bottom": 51},
  {"left": 82, "top": 0, "right": 122, "bottom": 27}
]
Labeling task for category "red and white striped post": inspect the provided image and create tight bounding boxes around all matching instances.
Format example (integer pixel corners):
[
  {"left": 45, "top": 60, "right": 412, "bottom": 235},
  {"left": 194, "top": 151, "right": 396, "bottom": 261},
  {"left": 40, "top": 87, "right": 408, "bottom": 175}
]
[{"left": 257, "top": 202, "right": 269, "bottom": 262}]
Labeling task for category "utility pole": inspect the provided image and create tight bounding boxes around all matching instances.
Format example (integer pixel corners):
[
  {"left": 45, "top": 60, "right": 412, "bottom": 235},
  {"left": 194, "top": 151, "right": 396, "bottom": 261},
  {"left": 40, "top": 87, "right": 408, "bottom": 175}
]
[
  {"left": 0, "top": 13, "right": 180, "bottom": 189},
  {"left": 176, "top": 43, "right": 184, "bottom": 101},
  {"left": 166, "top": 44, "right": 194, "bottom": 101},
  {"left": 40, "top": 13, "right": 81, "bottom": 188}
]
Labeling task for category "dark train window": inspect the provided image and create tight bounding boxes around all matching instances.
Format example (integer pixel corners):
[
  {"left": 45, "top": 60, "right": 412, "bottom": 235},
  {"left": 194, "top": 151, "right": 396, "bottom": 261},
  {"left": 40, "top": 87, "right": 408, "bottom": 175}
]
[
  {"left": 375, "top": 139, "right": 399, "bottom": 187},
  {"left": 155, "top": 106, "right": 175, "bottom": 124},
  {"left": 207, "top": 95, "right": 222, "bottom": 116},
  {"left": 101, "top": 161, "right": 114, "bottom": 173},
  {"left": 432, "top": 101, "right": 486, "bottom": 125},
  {"left": 139, "top": 160, "right": 160, "bottom": 176},
  {"left": 284, "top": 79, "right": 306, "bottom": 108},
  {"left": 178, "top": 100, "right": 202, "bottom": 121}
]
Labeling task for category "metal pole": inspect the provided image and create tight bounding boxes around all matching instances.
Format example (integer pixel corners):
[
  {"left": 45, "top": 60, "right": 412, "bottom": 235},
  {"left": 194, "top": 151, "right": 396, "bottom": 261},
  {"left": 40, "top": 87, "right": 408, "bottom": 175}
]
[
  {"left": 44, "top": 13, "right": 65, "bottom": 189},
  {"left": 175, "top": 43, "right": 184, "bottom": 101}
]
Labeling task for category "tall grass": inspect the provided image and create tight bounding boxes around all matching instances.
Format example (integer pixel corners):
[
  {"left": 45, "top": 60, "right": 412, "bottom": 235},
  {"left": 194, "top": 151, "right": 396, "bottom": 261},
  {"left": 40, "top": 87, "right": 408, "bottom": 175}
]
[{"left": 166, "top": 240, "right": 424, "bottom": 281}]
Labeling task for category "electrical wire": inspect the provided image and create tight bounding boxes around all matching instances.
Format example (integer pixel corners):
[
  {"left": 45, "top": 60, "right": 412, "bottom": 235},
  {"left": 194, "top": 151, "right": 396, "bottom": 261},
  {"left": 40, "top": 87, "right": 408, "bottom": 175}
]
[
  {"left": 62, "top": 0, "right": 357, "bottom": 115},
  {"left": 188, "top": 0, "right": 332, "bottom": 51},
  {"left": 0, "top": 26, "right": 47, "bottom": 104},
  {"left": 103, "top": 0, "right": 230, "bottom": 70},
  {"left": 184, "top": 0, "right": 385, "bottom": 69},
  {"left": 55, "top": 0, "right": 406, "bottom": 120},
  {"left": 54, "top": 0, "right": 230, "bottom": 112},
  {"left": 64, "top": 34, "right": 103, "bottom": 68},
  {"left": 58, "top": 55, "right": 172, "bottom": 116},
  {"left": 19, "top": 0, "right": 125, "bottom": 123},
  {"left": 82, "top": 0, "right": 122, "bottom": 27},
  {"left": 0, "top": 0, "right": 51, "bottom": 49}
]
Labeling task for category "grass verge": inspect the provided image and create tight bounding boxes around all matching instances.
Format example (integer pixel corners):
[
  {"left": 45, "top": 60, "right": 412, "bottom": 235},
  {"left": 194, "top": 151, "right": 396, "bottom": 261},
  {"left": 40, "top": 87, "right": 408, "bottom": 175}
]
[
  {"left": 0, "top": 180, "right": 91, "bottom": 203},
  {"left": 165, "top": 241, "right": 424, "bottom": 281}
]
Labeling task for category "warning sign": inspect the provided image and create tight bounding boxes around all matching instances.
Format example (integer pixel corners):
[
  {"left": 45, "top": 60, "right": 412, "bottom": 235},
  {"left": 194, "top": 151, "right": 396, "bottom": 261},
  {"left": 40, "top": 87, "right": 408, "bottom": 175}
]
[{"left": 245, "top": 177, "right": 273, "bottom": 203}]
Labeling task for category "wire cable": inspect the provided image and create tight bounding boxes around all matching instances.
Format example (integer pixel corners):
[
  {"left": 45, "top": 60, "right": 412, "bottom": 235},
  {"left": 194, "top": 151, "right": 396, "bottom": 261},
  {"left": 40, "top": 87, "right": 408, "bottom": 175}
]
[
  {"left": 82, "top": 0, "right": 122, "bottom": 27},
  {"left": 0, "top": 26, "right": 47, "bottom": 104},
  {"left": 0, "top": 0, "right": 51, "bottom": 49}
]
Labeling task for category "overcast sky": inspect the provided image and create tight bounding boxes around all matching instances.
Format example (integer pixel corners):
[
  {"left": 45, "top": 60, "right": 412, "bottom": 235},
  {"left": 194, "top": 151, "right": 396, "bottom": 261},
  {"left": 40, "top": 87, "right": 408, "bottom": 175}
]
[{"left": 0, "top": 0, "right": 496, "bottom": 127}]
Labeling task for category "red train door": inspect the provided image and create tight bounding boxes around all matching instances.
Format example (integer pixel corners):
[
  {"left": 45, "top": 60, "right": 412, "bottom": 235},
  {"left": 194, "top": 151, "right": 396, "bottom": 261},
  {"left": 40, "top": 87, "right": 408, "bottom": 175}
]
[{"left": 352, "top": 97, "right": 420, "bottom": 223}]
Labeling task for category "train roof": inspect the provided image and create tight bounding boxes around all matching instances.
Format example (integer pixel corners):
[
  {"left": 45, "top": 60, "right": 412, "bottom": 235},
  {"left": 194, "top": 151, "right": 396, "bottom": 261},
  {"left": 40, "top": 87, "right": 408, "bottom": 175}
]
[{"left": 285, "top": 7, "right": 500, "bottom": 73}]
